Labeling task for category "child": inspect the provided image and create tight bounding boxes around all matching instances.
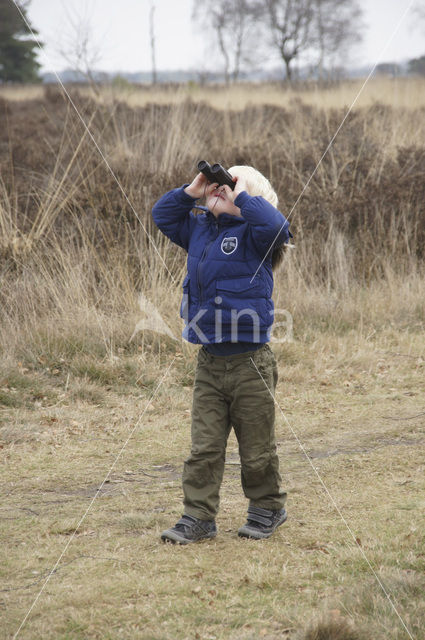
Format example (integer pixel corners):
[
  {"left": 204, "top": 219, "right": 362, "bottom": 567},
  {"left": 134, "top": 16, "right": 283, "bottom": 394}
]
[{"left": 152, "top": 165, "right": 293, "bottom": 543}]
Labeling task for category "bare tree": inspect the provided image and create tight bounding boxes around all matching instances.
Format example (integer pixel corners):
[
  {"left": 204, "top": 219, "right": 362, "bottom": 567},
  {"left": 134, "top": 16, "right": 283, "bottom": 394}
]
[
  {"left": 412, "top": 1, "right": 425, "bottom": 20},
  {"left": 410, "top": 1, "right": 425, "bottom": 33},
  {"left": 56, "top": 3, "right": 104, "bottom": 91},
  {"left": 257, "top": 0, "right": 315, "bottom": 82},
  {"left": 149, "top": 2, "right": 157, "bottom": 85},
  {"left": 192, "top": 0, "right": 259, "bottom": 84},
  {"left": 313, "top": 0, "right": 363, "bottom": 81}
]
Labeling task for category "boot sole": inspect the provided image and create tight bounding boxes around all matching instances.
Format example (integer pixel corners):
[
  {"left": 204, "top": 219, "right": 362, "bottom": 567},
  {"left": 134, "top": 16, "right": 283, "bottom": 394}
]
[{"left": 237, "top": 511, "right": 287, "bottom": 539}]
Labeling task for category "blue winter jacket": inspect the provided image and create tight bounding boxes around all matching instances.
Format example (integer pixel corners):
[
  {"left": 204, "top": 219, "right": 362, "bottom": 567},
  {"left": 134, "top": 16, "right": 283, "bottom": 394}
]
[{"left": 151, "top": 186, "right": 292, "bottom": 345}]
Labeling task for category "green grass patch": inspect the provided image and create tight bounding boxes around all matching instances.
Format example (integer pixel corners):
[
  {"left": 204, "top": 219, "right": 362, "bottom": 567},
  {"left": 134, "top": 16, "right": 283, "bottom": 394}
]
[
  {"left": 70, "top": 357, "right": 139, "bottom": 389},
  {"left": 68, "top": 383, "right": 106, "bottom": 405},
  {"left": 0, "top": 389, "right": 23, "bottom": 407}
]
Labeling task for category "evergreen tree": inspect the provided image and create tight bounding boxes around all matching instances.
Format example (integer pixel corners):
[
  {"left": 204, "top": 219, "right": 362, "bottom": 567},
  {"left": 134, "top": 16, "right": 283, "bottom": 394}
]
[{"left": 0, "top": 0, "right": 41, "bottom": 82}]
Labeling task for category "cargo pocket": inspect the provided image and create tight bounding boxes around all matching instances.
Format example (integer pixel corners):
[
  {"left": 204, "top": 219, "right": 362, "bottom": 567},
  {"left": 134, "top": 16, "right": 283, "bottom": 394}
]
[{"left": 249, "top": 344, "right": 274, "bottom": 384}]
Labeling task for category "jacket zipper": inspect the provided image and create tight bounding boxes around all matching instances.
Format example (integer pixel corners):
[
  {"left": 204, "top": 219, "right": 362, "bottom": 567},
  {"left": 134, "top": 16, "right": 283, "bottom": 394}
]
[{"left": 197, "top": 220, "right": 219, "bottom": 304}]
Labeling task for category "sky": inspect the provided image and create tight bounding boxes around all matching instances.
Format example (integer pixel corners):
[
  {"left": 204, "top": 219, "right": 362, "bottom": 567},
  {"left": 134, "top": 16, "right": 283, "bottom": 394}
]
[{"left": 23, "top": 0, "right": 425, "bottom": 74}]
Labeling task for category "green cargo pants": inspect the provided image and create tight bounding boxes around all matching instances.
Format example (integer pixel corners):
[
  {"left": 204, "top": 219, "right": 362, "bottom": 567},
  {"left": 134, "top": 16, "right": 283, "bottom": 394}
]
[{"left": 182, "top": 343, "right": 287, "bottom": 521}]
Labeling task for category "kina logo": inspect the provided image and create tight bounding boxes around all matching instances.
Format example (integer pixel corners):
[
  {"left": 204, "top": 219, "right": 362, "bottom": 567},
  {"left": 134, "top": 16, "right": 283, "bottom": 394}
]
[{"left": 221, "top": 236, "right": 238, "bottom": 255}]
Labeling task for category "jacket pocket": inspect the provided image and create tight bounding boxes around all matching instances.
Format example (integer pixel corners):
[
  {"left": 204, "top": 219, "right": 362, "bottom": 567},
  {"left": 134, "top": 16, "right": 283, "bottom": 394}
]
[
  {"left": 180, "top": 274, "right": 190, "bottom": 319},
  {"left": 216, "top": 276, "right": 262, "bottom": 297},
  {"left": 215, "top": 276, "right": 269, "bottom": 341}
]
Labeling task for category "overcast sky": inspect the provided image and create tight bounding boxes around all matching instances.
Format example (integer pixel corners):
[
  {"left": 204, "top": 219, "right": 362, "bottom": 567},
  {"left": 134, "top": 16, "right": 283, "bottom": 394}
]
[{"left": 25, "top": 0, "right": 425, "bottom": 74}]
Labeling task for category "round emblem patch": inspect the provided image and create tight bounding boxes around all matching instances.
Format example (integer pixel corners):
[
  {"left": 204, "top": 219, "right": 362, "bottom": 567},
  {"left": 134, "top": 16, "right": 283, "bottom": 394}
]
[{"left": 221, "top": 236, "right": 238, "bottom": 255}]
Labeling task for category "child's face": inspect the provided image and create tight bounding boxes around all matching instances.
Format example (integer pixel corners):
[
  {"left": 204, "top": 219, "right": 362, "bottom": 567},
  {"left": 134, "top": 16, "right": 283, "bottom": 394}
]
[{"left": 206, "top": 184, "right": 241, "bottom": 218}]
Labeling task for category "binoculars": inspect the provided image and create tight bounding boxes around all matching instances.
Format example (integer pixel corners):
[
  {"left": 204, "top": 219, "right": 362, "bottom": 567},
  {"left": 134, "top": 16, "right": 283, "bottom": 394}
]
[{"left": 197, "top": 160, "right": 235, "bottom": 190}]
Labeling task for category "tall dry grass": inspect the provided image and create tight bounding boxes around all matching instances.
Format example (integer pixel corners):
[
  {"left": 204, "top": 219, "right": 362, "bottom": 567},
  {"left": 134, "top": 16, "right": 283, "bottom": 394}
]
[{"left": 0, "top": 84, "right": 424, "bottom": 370}]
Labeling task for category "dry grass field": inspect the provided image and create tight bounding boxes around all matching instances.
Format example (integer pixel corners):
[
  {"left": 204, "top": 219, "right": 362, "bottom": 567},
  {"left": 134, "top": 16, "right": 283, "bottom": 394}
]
[
  {"left": 0, "top": 79, "right": 424, "bottom": 639},
  {"left": 2, "top": 76, "right": 425, "bottom": 110}
]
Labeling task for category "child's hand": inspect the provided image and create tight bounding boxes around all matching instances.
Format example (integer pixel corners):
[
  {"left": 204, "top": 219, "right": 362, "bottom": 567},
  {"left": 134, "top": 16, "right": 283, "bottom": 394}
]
[
  {"left": 222, "top": 174, "right": 248, "bottom": 203},
  {"left": 184, "top": 173, "right": 217, "bottom": 199}
]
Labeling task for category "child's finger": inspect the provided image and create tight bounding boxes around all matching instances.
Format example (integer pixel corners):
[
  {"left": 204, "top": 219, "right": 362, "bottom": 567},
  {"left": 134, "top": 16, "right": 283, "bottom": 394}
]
[
  {"left": 233, "top": 175, "right": 247, "bottom": 195},
  {"left": 195, "top": 172, "right": 208, "bottom": 185},
  {"left": 222, "top": 184, "right": 236, "bottom": 201},
  {"left": 206, "top": 181, "right": 219, "bottom": 194}
]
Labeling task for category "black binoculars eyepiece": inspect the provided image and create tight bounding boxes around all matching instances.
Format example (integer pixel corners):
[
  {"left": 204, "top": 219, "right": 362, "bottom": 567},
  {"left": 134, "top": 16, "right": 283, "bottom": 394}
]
[{"left": 197, "top": 160, "right": 235, "bottom": 190}]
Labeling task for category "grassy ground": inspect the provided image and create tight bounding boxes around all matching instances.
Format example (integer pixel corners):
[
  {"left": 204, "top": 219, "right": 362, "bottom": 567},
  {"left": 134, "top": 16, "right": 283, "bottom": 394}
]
[{"left": 1, "top": 322, "right": 424, "bottom": 639}]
